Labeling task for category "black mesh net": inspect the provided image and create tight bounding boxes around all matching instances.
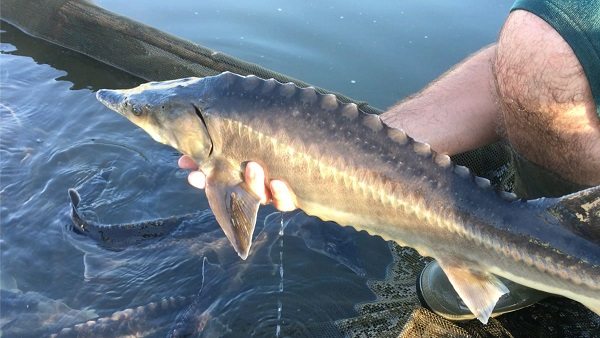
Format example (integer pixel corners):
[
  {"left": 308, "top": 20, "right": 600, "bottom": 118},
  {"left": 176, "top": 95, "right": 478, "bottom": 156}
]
[{"left": 333, "top": 243, "right": 600, "bottom": 338}]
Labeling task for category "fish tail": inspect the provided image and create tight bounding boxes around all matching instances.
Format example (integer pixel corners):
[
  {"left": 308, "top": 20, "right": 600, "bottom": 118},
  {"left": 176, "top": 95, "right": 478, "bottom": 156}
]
[{"left": 68, "top": 188, "right": 88, "bottom": 235}]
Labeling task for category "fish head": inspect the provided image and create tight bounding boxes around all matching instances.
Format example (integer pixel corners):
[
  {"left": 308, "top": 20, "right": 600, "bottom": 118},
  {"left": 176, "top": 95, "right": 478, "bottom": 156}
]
[{"left": 96, "top": 77, "right": 213, "bottom": 164}]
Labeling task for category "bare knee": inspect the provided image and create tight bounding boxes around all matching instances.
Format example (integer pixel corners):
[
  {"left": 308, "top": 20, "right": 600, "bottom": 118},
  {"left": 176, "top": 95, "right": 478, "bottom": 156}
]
[{"left": 494, "top": 10, "right": 600, "bottom": 185}]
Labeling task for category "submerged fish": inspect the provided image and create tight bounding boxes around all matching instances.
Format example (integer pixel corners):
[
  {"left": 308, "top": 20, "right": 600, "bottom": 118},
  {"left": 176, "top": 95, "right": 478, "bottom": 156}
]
[
  {"left": 96, "top": 72, "right": 600, "bottom": 323},
  {"left": 68, "top": 188, "right": 203, "bottom": 250}
]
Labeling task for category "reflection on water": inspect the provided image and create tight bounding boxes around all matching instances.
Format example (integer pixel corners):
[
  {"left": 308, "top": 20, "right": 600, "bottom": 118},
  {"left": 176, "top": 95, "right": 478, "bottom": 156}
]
[{"left": 1, "top": 2, "right": 511, "bottom": 336}]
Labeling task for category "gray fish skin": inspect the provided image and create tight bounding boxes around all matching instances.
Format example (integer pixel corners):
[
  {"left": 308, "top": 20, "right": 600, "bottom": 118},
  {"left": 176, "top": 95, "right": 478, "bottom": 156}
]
[
  {"left": 96, "top": 72, "right": 600, "bottom": 323},
  {"left": 50, "top": 295, "right": 192, "bottom": 338}
]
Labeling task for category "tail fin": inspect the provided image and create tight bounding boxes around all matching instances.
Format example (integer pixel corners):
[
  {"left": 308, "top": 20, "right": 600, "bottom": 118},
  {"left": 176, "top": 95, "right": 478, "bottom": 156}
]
[
  {"left": 549, "top": 185, "right": 600, "bottom": 245},
  {"left": 68, "top": 188, "right": 87, "bottom": 235},
  {"left": 68, "top": 188, "right": 81, "bottom": 208}
]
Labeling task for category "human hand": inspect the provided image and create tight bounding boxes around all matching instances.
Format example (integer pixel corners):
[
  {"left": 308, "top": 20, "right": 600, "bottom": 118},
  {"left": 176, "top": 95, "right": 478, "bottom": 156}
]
[{"left": 178, "top": 155, "right": 297, "bottom": 211}]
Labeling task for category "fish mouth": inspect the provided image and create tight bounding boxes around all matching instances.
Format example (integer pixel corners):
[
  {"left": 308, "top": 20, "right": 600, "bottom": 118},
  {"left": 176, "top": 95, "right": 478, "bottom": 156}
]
[{"left": 96, "top": 89, "right": 126, "bottom": 114}]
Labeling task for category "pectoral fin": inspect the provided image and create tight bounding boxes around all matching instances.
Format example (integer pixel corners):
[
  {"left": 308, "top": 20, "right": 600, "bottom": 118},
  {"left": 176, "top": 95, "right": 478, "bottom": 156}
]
[
  {"left": 205, "top": 174, "right": 261, "bottom": 260},
  {"left": 437, "top": 260, "right": 509, "bottom": 324}
]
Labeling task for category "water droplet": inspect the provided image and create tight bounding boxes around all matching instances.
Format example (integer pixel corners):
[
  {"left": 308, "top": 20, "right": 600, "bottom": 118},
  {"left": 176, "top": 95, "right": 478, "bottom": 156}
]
[{"left": 276, "top": 213, "right": 285, "bottom": 336}]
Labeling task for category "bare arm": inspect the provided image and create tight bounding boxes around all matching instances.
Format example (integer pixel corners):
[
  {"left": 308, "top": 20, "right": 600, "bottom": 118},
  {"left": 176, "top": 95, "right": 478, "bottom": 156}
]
[
  {"left": 384, "top": 10, "right": 599, "bottom": 184},
  {"left": 381, "top": 45, "right": 501, "bottom": 156}
]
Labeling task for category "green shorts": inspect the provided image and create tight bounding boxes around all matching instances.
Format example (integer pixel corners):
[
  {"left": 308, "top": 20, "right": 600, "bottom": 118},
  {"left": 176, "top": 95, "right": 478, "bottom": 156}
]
[{"left": 509, "top": 147, "right": 589, "bottom": 199}]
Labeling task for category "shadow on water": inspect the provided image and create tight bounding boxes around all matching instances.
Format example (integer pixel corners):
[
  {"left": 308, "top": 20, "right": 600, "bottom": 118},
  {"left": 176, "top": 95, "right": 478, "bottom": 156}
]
[{"left": 1, "top": 21, "right": 142, "bottom": 91}]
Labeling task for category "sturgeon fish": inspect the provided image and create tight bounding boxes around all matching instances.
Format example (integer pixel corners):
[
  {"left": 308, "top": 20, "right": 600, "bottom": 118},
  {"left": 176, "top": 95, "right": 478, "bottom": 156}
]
[
  {"left": 68, "top": 188, "right": 202, "bottom": 250},
  {"left": 96, "top": 72, "right": 600, "bottom": 323}
]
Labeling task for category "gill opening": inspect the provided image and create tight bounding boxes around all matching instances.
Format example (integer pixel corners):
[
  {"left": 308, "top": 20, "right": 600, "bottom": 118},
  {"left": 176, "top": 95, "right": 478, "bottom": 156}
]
[{"left": 193, "top": 104, "right": 214, "bottom": 156}]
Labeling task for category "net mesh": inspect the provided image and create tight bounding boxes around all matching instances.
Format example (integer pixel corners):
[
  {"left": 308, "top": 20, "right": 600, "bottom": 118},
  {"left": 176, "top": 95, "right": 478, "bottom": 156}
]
[
  {"left": 332, "top": 243, "right": 600, "bottom": 338},
  {"left": 2, "top": 1, "right": 598, "bottom": 336}
]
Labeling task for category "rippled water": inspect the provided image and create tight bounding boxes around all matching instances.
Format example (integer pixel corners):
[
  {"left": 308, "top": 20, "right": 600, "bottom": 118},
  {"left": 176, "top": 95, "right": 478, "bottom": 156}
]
[{"left": 1, "top": 1, "right": 509, "bottom": 336}]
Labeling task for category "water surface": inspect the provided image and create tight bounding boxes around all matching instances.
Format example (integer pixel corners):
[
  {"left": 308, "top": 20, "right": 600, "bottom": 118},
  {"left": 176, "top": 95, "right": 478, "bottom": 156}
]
[{"left": 98, "top": 0, "right": 510, "bottom": 109}]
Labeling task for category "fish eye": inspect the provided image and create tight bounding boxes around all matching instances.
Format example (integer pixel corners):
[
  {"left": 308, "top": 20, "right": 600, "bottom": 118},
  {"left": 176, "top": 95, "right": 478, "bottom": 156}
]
[{"left": 132, "top": 105, "right": 143, "bottom": 116}]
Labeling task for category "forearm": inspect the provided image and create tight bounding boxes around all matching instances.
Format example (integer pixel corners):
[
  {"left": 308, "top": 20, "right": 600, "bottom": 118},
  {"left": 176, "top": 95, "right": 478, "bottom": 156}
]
[{"left": 381, "top": 45, "right": 501, "bottom": 155}]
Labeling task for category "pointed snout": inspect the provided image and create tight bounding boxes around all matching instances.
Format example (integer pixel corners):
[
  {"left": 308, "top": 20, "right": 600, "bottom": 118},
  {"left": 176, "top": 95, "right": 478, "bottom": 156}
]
[{"left": 96, "top": 89, "right": 126, "bottom": 113}]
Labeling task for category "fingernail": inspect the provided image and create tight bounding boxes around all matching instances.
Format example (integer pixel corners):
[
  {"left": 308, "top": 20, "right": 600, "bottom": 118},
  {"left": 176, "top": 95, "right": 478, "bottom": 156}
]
[
  {"left": 246, "top": 162, "right": 259, "bottom": 180},
  {"left": 271, "top": 180, "right": 291, "bottom": 200},
  {"left": 188, "top": 171, "right": 206, "bottom": 189},
  {"left": 271, "top": 181, "right": 295, "bottom": 211},
  {"left": 270, "top": 180, "right": 286, "bottom": 193}
]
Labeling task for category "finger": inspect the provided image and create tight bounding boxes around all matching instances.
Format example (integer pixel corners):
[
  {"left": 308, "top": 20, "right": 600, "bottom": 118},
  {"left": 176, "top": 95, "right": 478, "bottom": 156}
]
[
  {"left": 187, "top": 171, "right": 206, "bottom": 189},
  {"left": 245, "top": 162, "right": 269, "bottom": 204},
  {"left": 270, "top": 180, "right": 296, "bottom": 212},
  {"left": 178, "top": 155, "right": 198, "bottom": 169}
]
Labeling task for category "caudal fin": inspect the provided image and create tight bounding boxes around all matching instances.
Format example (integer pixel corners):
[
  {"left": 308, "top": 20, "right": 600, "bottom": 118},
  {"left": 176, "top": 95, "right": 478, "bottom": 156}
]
[
  {"left": 68, "top": 188, "right": 88, "bottom": 235},
  {"left": 68, "top": 188, "right": 81, "bottom": 208}
]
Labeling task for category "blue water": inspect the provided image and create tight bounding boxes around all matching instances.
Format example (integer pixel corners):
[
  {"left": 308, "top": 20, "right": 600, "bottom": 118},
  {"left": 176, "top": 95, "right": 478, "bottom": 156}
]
[
  {"left": 0, "top": 1, "right": 510, "bottom": 336},
  {"left": 96, "top": 0, "right": 509, "bottom": 109}
]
